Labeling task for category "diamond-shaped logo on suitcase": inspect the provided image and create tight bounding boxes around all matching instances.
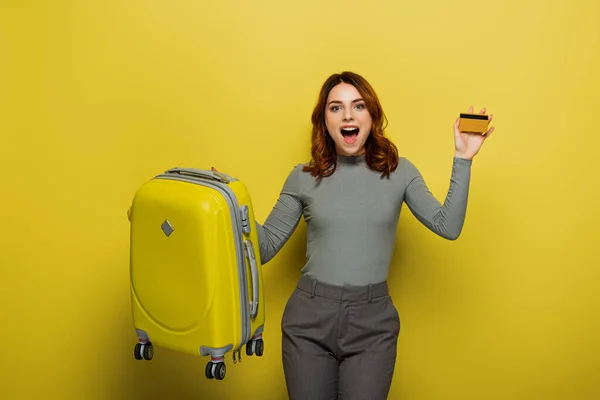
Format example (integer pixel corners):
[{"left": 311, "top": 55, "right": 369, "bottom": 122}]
[{"left": 161, "top": 219, "right": 174, "bottom": 237}]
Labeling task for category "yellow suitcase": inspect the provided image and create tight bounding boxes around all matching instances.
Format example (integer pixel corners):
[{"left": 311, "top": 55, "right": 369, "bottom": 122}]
[{"left": 127, "top": 167, "right": 265, "bottom": 380}]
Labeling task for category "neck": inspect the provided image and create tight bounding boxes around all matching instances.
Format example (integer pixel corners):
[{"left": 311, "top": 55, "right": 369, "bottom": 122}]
[{"left": 337, "top": 153, "right": 366, "bottom": 165}]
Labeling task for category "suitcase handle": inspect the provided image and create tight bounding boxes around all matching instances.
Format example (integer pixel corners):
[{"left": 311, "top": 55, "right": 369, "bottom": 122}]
[
  {"left": 244, "top": 239, "right": 259, "bottom": 319},
  {"left": 165, "top": 167, "right": 231, "bottom": 184}
]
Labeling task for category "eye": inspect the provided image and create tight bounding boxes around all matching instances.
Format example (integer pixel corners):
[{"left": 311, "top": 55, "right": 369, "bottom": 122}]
[
  {"left": 329, "top": 106, "right": 341, "bottom": 112},
  {"left": 354, "top": 103, "right": 366, "bottom": 110}
]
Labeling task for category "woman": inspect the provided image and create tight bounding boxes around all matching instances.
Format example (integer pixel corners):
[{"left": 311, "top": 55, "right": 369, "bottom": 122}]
[{"left": 255, "top": 71, "right": 494, "bottom": 400}]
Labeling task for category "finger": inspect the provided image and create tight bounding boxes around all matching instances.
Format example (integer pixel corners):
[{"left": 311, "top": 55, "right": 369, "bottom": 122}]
[
  {"left": 484, "top": 126, "right": 495, "bottom": 137},
  {"left": 480, "top": 107, "right": 486, "bottom": 114},
  {"left": 468, "top": 105, "right": 474, "bottom": 113},
  {"left": 454, "top": 118, "right": 461, "bottom": 136},
  {"left": 488, "top": 114, "right": 493, "bottom": 123}
]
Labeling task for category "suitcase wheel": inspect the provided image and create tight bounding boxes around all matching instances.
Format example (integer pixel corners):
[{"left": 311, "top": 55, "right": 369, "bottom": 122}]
[
  {"left": 205, "top": 361, "right": 226, "bottom": 380},
  {"left": 245, "top": 339, "right": 264, "bottom": 357},
  {"left": 134, "top": 342, "right": 154, "bottom": 361}
]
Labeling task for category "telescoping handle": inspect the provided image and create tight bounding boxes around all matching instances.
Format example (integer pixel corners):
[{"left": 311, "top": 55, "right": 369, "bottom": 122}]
[
  {"left": 165, "top": 167, "right": 231, "bottom": 184},
  {"left": 244, "top": 239, "right": 259, "bottom": 319}
]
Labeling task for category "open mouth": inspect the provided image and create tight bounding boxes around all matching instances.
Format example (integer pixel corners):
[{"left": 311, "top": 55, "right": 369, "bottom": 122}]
[{"left": 341, "top": 127, "right": 359, "bottom": 144}]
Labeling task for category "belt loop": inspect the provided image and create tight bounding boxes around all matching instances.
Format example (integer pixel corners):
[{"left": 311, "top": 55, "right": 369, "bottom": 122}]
[
  {"left": 368, "top": 284, "right": 373, "bottom": 303},
  {"left": 311, "top": 280, "right": 317, "bottom": 298}
]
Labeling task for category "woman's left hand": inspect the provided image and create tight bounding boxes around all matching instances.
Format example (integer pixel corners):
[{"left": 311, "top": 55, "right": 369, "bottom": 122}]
[{"left": 453, "top": 106, "right": 495, "bottom": 160}]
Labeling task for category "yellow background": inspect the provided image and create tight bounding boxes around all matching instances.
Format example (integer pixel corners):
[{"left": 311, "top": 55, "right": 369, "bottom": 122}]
[{"left": 1, "top": 0, "right": 598, "bottom": 399}]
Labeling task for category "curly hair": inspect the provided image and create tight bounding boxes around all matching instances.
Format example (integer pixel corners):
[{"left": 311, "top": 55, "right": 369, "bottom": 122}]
[{"left": 303, "top": 71, "right": 399, "bottom": 180}]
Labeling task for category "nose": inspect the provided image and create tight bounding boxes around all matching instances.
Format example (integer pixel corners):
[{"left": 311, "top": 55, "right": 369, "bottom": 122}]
[{"left": 343, "top": 108, "right": 353, "bottom": 121}]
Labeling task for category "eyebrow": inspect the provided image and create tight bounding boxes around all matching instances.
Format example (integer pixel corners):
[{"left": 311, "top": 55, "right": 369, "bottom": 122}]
[{"left": 327, "top": 98, "right": 365, "bottom": 106}]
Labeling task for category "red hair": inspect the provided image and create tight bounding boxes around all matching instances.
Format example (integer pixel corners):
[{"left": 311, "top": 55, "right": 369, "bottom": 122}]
[{"left": 303, "top": 71, "right": 399, "bottom": 180}]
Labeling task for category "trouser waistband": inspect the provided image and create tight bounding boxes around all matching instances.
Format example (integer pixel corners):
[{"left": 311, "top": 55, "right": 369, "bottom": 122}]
[{"left": 296, "top": 274, "right": 389, "bottom": 302}]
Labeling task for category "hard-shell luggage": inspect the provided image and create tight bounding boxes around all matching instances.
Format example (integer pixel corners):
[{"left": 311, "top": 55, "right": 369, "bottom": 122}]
[{"left": 127, "top": 167, "right": 265, "bottom": 380}]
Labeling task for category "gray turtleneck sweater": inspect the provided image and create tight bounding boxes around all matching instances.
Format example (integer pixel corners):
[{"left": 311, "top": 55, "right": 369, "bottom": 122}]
[{"left": 255, "top": 154, "right": 472, "bottom": 286}]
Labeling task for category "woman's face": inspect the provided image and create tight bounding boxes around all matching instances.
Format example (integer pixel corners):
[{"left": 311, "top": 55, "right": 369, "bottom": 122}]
[{"left": 325, "top": 82, "right": 372, "bottom": 156}]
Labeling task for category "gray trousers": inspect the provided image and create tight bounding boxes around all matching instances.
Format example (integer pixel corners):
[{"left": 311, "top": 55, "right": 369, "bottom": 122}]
[{"left": 281, "top": 274, "right": 401, "bottom": 400}]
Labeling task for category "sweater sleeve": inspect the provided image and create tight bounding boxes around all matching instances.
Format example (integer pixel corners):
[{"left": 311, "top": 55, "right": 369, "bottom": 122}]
[
  {"left": 255, "top": 165, "right": 304, "bottom": 264},
  {"left": 402, "top": 157, "right": 472, "bottom": 240}
]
